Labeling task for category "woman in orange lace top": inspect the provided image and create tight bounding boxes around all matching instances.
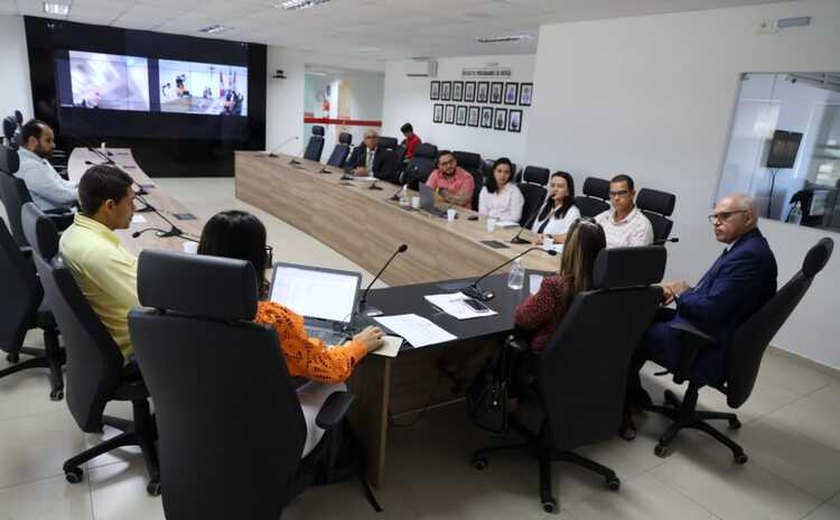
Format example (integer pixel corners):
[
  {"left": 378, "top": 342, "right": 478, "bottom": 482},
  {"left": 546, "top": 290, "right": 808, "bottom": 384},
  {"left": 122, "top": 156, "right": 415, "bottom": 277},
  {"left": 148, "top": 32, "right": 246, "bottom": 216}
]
[{"left": 197, "top": 210, "right": 384, "bottom": 383}]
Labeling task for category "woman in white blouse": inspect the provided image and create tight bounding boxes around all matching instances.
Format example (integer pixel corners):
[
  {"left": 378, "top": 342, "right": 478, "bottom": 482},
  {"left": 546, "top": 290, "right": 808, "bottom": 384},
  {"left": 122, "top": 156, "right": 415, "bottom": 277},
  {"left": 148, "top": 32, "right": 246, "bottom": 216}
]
[
  {"left": 478, "top": 158, "right": 525, "bottom": 223},
  {"left": 531, "top": 171, "right": 581, "bottom": 245}
]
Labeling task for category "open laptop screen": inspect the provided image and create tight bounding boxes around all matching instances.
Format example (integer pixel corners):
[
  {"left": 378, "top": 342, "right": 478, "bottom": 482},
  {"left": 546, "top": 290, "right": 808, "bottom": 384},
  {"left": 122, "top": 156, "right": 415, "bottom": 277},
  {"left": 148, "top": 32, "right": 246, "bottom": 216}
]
[{"left": 269, "top": 264, "right": 361, "bottom": 323}]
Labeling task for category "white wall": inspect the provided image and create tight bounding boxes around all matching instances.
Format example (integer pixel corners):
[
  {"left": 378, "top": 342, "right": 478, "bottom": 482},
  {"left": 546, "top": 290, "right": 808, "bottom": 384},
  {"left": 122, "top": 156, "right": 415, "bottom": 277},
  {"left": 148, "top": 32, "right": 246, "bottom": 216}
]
[
  {"left": 382, "top": 55, "right": 534, "bottom": 166},
  {"left": 527, "top": 0, "right": 840, "bottom": 369},
  {"left": 0, "top": 16, "right": 33, "bottom": 122}
]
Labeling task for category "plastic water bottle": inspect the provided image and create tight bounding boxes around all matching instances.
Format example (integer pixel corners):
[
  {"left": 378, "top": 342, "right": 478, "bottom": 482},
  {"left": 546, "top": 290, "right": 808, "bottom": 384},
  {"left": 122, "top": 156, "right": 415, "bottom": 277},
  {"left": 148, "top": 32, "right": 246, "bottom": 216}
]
[
  {"left": 399, "top": 185, "right": 410, "bottom": 207},
  {"left": 507, "top": 258, "right": 524, "bottom": 290}
]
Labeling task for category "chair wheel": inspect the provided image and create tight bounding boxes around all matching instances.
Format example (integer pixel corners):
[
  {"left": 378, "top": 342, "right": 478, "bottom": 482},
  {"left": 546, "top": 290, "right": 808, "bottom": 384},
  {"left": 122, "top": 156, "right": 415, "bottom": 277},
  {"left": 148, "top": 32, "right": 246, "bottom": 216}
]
[
  {"left": 146, "top": 480, "right": 162, "bottom": 496},
  {"left": 6, "top": 353, "right": 19, "bottom": 364},
  {"left": 65, "top": 467, "right": 83, "bottom": 484},
  {"left": 50, "top": 388, "right": 64, "bottom": 401},
  {"left": 654, "top": 443, "right": 672, "bottom": 458},
  {"left": 606, "top": 476, "right": 621, "bottom": 491},
  {"left": 728, "top": 418, "right": 742, "bottom": 430},
  {"left": 542, "top": 498, "right": 557, "bottom": 514},
  {"left": 734, "top": 452, "right": 748, "bottom": 465},
  {"left": 472, "top": 456, "right": 488, "bottom": 471}
]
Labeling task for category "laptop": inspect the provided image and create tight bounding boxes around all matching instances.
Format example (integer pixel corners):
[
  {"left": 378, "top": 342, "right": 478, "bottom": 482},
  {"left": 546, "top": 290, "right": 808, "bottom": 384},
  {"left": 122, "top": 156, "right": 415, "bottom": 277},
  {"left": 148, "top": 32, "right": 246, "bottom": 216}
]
[
  {"left": 419, "top": 183, "right": 446, "bottom": 217},
  {"left": 268, "top": 263, "right": 362, "bottom": 345}
]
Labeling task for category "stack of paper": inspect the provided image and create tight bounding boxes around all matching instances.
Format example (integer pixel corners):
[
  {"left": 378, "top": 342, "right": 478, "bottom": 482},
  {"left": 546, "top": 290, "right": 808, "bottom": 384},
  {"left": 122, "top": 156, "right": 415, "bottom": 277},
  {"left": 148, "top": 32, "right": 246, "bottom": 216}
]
[{"left": 374, "top": 314, "right": 457, "bottom": 348}]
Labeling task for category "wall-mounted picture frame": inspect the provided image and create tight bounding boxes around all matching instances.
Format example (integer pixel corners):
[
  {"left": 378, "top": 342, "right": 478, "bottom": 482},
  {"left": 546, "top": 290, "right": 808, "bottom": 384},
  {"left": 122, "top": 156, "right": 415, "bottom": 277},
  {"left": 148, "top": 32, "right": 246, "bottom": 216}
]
[
  {"left": 464, "top": 82, "right": 476, "bottom": 103},
  {"left": 444, "top": 104, "right": 456, "bottom": 124},
  {"left": 441, "top": 81, "right": 452, "bottom": 101},
  {"left": 518, "top": 82, "right": 533, "bottom": 106},
  {"left": 456, "top": 105, "right": 467, "bottom": 126},
  {"left": 433, "top": 103, "right": 444, "bottom": 123},
  {"left": 452, "top": 81, "right": 464, "bottom": 102},
  {"left": 467, "top": 106, "right": 480, "bottom": 127},
  {"left": 494, "top": 108, "right": 508, "bottom": 130},
  {"left": 477, "top": 82, "right": 490, "bottom": 103},
  {"left": 430, "top": 81, "right": 440, "bottom": 101},
  {"left": 508, "top": 109, "right": 523, "bottom": 133},
  {"left": 480, "top": 107, "right": 493, "bottom": 128},
  {"left": 504, "top": 82, "right": 519, "bottom": 106},
  {"left": 490, "top": 82, "right": 504, "bottom": 104}
]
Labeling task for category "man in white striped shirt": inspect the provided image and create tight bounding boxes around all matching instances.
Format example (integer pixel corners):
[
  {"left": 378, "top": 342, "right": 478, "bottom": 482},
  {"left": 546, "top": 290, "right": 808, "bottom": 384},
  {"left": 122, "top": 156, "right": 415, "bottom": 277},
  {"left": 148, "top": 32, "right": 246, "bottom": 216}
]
[
  {"left": 594, "top": 174, "right": 654, "bottom": 248},
  {"left": 15, "top": 120, "right": 78, "bottom": 212}
]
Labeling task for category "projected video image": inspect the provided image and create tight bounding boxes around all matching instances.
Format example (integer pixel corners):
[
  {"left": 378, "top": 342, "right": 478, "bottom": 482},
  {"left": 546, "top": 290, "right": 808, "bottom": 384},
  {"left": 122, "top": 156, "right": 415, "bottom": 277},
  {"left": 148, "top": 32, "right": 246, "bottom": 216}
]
[
  {"left": 68, "top": 51, "right": 150, "bottom": 111},
  {"left": 158, "top": 60, "right": 248, "bottom": 116}
]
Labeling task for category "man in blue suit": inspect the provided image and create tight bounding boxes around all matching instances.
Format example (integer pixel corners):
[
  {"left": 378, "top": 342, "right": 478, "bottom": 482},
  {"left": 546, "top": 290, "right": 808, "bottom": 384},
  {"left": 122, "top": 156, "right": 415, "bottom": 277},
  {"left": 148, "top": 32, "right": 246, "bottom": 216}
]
[{"left": 628, "top": 193, "right": 778, "bottom": 404}]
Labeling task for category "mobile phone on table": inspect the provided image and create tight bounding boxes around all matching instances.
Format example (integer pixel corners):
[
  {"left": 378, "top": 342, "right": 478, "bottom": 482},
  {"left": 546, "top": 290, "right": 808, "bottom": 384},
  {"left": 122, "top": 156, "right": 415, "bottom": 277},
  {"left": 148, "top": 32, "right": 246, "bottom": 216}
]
[{"left": 463, "top": 298, "right": 489, "bottom": 312}]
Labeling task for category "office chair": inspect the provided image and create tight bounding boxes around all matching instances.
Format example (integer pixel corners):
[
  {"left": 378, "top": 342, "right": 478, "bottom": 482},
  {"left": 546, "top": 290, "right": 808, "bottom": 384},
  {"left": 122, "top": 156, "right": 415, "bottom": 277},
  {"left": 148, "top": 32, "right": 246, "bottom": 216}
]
[
  {"left": 0, "top": 217, "right": 64, "bottom": 400},
  {"left": 517, "top": 166, "right": 550, "bottom": 227},
  {"left": 643, "top": 237, "right": 833, "bottom": 462},
  {"left": 472, "top": 246, "right": 666, "bottom": 513},
  {"left": 574, "top": 177, "right": 611, "bottom": 218},
  {"left": 377, "top": 136, "right": 399, "bottom": 150},
  {"left": 129, "top": 250, "right": 377, "bottom": 519},
  {"left": 401, "top": 142, "right": 438, "bottom": 189},
  {"left": 303, "top": 125, "right": 326, "bottom": 162},
  {"left": 3, "top": 116, "right": 18, "bottom": 148},
  {"left": 636, "top": 188, "right": 676, "bottom": 243},
  {"left": 13, "top": 110, "right": 23, "bottom": 125},
  {"left": 21, "top": 203, "right": 160, "bottom": 494},
  {"left": 326, "top": 132, "right": 352, "bottom": 168},
  {"left": 453, "top": 151, "right": 483, "bottom": 210}
]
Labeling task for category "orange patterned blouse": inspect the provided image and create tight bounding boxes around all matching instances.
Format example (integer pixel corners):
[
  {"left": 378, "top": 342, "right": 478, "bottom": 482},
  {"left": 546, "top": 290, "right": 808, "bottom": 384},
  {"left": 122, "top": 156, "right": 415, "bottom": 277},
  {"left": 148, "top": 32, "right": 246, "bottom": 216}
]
[{"left": 255, "top": 301, "right": 368, "bottom": 383}]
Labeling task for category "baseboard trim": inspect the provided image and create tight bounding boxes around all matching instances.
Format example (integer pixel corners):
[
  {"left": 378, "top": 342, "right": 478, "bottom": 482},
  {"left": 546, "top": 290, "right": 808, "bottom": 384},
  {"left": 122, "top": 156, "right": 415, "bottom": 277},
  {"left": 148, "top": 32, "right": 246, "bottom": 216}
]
[{"left": 768, "top": 345, "right": 840, "bottom": 379}]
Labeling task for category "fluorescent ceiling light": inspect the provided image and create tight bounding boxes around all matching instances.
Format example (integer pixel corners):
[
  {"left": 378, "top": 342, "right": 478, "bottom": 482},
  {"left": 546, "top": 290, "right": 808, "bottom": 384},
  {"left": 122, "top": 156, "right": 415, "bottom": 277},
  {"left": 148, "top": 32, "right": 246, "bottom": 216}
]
[
  {"left": 476, "top": 34, "right": 533, "bottom": 44},
  {"left": 199, "top": 25, "right": 228, "bottom": 34},
  {"left": 43, "top": 2, "right": 70, "bottom": 15},
  {"left": 278, "top": 0, "right": 331, "bottom": 11}
]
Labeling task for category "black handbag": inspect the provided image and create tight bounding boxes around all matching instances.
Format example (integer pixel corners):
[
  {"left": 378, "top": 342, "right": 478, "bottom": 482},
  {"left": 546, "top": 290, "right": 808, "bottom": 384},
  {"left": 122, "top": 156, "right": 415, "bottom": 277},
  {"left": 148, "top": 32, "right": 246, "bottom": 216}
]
[{"left": 467, "top": 343, "right": 513, "bottom": 433}]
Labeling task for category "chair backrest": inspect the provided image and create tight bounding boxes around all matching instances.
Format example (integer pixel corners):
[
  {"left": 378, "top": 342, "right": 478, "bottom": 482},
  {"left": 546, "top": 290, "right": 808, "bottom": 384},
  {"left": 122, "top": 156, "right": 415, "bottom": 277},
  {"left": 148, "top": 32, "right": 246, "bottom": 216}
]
[
  {"left": 516, "top": 183, "right": 547, "bottom": 228},
  {"left": 21, "top": 202, "right": 124, "bottom": 433},
  {"left": 636, "top": 188, "right": 676, "bottom": 242},
  {"left": 486, "top": 159, "right": 519, "bottom": 182},
  {"left": 13, "top": 110, "right": 23, "bottom": 125},
  {"left": 453, "top": 151, "right": 483, "bottom": 210},
  {"left": 537, "top": 246, "right": 666, "bottom": 450},
  {"left": 0, "top": 149, "right": 33, "bottom": 247},
  {"left": 129, "top": 250, "right": 306, "bottom": 520},
  {"left": 403, "top": 143, "right": 438, "bottom": 188},
  {"left": 0, "top": 143, "right": 19, "bottom": 174},
  {"left": 377, "top": 136, "right": 399, "bottom": 150},
  {"left": 725, "top": 237, "right": 833, "bottom": 408},
  {"left": 3, "top": 117, "right": 18, "bottom": 143},
  {"left": 521, "top": 166, "right": 549, "bottom": 186},
  {"left": 0, "top": 217, "right": 42, "bottom": 356},
  {"left": 303, "top": 125, "right": 325, "bottom": 162},
  {"left": 326, "top": 142, "right": 350, "bottom": 168},
  {"left": 574, "top": 177, "right": 611, "bottom": 217}
]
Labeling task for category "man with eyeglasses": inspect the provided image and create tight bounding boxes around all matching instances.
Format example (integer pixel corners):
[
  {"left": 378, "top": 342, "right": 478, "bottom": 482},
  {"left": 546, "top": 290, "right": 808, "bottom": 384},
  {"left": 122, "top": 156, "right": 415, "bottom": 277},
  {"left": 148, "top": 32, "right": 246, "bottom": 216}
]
[
  {"left": 344, "top": 129, "right": 395, "bottom": 182},
  {"left": 425, "top": 150, "right": 475, "bottom": 209},
  {"left": 624, "top": 193, "right": 777, "bottom": 428},
  {"left": 594, "top": 174, "right": 653, "bottom": 248}
]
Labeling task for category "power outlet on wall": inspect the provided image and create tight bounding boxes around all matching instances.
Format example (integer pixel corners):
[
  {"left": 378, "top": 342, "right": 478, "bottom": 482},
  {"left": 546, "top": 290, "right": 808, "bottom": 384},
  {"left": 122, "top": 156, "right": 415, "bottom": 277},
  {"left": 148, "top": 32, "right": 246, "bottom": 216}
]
[{"left": 757, "top": 19, "right": 779, "bottom": 34}]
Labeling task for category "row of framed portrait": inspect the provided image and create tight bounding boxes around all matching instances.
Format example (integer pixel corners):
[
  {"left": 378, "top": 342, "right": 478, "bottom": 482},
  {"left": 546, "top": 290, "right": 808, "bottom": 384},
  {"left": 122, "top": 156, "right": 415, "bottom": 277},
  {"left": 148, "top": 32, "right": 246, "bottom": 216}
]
[
  {"left": 430, "top": 80, "right": 532, "bottom": 106},
  {"left": 433, "top": 104, "right": 523, "bottom": 133}
]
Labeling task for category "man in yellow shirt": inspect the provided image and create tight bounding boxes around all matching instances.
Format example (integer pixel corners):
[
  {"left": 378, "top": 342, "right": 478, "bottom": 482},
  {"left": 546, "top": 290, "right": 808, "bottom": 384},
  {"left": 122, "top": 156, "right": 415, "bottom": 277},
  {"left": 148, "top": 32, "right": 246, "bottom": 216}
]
[{"left": 59, "top": 165, "right": 137, "bottom": 360}]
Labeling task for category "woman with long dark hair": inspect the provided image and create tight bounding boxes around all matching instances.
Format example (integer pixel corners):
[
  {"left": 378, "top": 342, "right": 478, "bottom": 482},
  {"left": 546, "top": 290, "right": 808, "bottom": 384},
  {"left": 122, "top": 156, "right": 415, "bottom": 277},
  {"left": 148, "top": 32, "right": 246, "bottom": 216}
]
[
  {"left": 530, "top": 171, "right": 580, "bottom": 245},
  {"left": 478, "top": 157, "right": 525, "bottom": 223}
]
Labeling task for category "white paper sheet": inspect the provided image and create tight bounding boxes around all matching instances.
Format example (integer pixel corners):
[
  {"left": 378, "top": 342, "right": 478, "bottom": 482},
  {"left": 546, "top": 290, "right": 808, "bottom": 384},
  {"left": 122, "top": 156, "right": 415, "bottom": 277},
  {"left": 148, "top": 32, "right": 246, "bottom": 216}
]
[
  {"left": 424, "top": 293, "right": 498, "bottom": 320},
  {"left": 371, "top": 335, "right": 404, "bottom": 358},
  {"left": 374, "top": 314, "right": 457, "bottom": 348},
  {"left": 131, "top": 215, "right": 147, "bottom": 224},
  {"left": 529, "top": 274, "right": 544, "bottom": 295},
  {"left": 495, "top": 220, "right": 520, "bottom": 228}
]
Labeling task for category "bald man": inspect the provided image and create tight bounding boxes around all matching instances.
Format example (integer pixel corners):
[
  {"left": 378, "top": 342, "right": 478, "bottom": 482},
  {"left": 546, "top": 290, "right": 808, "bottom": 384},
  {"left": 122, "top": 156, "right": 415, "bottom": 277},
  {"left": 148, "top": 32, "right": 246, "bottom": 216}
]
[
  {"left": 344, "top": 129, "right": 396, "bottom": 182},
  {"left": 627, "top": 193, "right": 778, "bottom": 406}
]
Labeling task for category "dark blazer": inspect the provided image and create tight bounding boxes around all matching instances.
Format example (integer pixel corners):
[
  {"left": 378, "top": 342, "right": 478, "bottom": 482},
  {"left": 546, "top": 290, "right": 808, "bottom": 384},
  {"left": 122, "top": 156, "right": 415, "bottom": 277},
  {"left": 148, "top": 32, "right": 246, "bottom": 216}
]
[{"left": 344, "top": 145, "right": 396, "bottom": 182}]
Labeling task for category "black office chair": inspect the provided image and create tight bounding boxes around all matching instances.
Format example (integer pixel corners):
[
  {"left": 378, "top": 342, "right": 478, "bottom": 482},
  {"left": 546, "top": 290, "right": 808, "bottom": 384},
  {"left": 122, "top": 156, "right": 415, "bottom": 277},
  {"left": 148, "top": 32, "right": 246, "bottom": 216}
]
[
  {"left": 401, "top": 142, "right": 438, "bottom": 189},
  {"left": 472, "top": 247, "right": 666, "bottom": 513},
  {"left": 13, "top": 110, "right": 23, "bottom": 125},
  {"left": 21, "top": 202, "right": 160, "bottom": 494},
  {"left": 303, "top": 125, "right": 326, "bottom": 162},
  {"left": 326, "top": 132, "right": 352, "bottom": 168},
  {"left": 574, "top": 177, "right": 611, "bottom": 217},
  {"left": 643, "top": 238, "right": 833, "bottom": 463},
  {"left": 453, "top": 151, "right": 483, "bottom": 210},
  {"left": 636, "top": 188, "right": 676, "bottom": 243},
  {"left": 3, "top": 117, "right": 18, "bottom": 149},
  {"left": 377, "top": 136, "right": 398, "bottom": 150},
  {"left": 517, "top": 166, "right": 550, "bottom": 227},
  {"left": 0, "top": 217, "right": 64, "bottom": 400},
  {"left": 129, "top": 250, "right": 377, "bottom": 519}
]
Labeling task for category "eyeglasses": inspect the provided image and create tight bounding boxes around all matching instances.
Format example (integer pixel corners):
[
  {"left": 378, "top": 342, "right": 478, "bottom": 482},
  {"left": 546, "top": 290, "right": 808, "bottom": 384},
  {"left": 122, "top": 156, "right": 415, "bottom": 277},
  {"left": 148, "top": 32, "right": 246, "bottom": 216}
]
[
  {"left": 438, "top": 159, "right": 455, "bottom": 167},
  {"left": 609, "top": 190, "right": 630, "bottom": 198},
  {"left": 707, "top": 210, "right": 747, "bottom": 224}
]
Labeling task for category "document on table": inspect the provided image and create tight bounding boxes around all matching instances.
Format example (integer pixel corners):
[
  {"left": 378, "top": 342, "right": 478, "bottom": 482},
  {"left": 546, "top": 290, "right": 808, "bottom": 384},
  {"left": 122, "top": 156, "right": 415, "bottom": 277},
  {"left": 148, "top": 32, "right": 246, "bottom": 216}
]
[
  {"left": 131, "top": 214, "right": 147, "bottom": 224},
  {"left": 424, "top": 293, "right": 498, "bottom": 320},
  {"left": 374, "top": 314, "right": 457, "bottom": 348},
  {"left": 495, "top": 220, "right": 520, "bottom": 228},
  {"left": 371, "top": 335, "right": 404, "bottom": 358}
]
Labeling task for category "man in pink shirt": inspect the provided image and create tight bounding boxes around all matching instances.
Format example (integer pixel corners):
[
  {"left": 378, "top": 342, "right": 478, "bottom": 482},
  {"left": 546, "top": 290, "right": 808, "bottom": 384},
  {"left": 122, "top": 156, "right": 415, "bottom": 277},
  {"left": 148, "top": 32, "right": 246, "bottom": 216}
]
[{"left": 425, "top": 151, "right": 475, "bottom": 209}]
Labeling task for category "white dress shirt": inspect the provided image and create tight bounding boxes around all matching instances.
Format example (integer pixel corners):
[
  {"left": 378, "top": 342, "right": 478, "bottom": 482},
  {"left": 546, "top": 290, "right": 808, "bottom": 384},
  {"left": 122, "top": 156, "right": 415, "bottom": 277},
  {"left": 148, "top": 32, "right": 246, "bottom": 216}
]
[
  {"left": 15, "top": 148, "right": 77, "bottom": 211},
  {"left": 531, "top": 204, "right": 581, "bottom": 236},
  {"left": 594, "top": 207, "right": 654, "bottom": 248},
  {"left": 478, "top": 184, "right": 525, "bottom": 223}
]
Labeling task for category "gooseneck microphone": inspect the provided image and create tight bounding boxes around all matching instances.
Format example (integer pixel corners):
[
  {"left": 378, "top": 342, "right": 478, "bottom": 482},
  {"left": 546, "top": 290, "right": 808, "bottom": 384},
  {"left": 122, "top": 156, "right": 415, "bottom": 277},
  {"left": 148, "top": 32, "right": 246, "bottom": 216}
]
[
  {"left": 131, "top": 194, "right": 198, "bottom": 241},
  {"left": 85, "top": 151, "right": 148, "bottom": 195},
  {"left": 267, "top": 136, "right": 300, "bottom": 158},
  {"left": 358, "top": 244, "right": 409, "bottom": 317},
  {"left": 510, "top": 202, "right": 544, "bottom": 244},
  {"left": 462, "top": 247, "right": 557, "bottom": 302},
  {"left": 653, "top": 237, "right": 679, "bottom": 246}
]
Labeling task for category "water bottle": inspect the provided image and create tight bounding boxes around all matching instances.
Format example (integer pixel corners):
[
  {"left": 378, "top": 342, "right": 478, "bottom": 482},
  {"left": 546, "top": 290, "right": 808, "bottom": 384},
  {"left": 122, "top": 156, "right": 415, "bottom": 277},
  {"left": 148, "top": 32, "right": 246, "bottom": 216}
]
[
  {"left": 507, "top": 258, "right": 524, "bottom": 290},
  {"left": 399, "top": 185, "right": 410, "bottom": 207}
]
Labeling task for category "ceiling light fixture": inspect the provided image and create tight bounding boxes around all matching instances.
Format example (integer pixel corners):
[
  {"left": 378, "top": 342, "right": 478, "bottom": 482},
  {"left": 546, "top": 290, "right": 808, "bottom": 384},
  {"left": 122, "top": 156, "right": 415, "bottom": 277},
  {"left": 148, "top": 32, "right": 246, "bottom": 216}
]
[
  {"left": 199, "top": 24, "right": 228, "bottom": 35},
  {"left": 278, "top": 0, "right": 331, "bottom": 11},
  {"left": 43, "top": 2, "right": 70, "bottom": 15},
  {"left": 476, "top": 34, "right": 532, "bottom": 44}
]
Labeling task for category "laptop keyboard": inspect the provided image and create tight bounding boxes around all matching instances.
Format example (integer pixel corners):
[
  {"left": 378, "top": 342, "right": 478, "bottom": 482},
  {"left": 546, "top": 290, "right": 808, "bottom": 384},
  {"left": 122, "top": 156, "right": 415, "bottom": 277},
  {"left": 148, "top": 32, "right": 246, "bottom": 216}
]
[{"left": 305, "top": 326, "right": 348, "bottom": 345}]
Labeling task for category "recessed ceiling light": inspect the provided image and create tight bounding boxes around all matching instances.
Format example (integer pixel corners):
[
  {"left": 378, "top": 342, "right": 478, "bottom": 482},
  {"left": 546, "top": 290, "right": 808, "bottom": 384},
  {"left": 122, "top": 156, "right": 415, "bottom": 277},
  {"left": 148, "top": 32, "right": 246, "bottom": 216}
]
[
  {"left": 43, "top": 2, "right": 70, "bottom": 15},
  {"left": 277, "top": 0, "right": 331, "bottom": 11},
  {"left": 199, "top": 24, "right": 228, "bottom": 35},
  {"left": 476, "top": 34, "right": 533, "bottom": 44}
]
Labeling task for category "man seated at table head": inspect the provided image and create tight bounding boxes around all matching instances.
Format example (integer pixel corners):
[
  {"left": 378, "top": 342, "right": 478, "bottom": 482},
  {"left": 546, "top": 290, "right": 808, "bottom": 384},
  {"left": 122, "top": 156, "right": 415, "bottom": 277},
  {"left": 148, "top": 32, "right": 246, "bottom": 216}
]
[
  {"left": 626, "top": 193, "right": 777, "bottom": 406},
  {"left": 60, "top": 164, "right": 139, "bottom": 361},
  {"left": 15, "top": 119, "right": 78, "bottom": 212},
  {"left": 425, "top": 150, "right": 475, "bottom": 209},
  {"left": 400, "top": 122, "right": 422, "bottom": 159},
  {"left": 594, "top": 174, "right": 653, "bottom": 248},
  {"left": 344, "top": 129, "right": 395, "bottom": 181}
]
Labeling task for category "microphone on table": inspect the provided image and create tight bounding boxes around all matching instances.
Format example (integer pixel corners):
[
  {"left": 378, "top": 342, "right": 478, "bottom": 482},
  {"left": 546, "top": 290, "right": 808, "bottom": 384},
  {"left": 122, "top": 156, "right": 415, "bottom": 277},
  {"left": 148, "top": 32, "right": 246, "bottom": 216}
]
[
  {"left": 357, "top": 244, "right": 409, "bottom": 318},
  {"left": 267, "top": 136, "right": 300, "bottom": 158},
  {"left": 130, "top": 195, "right": 198, "bottom": 241},
  {"left": 86, "top": 147, "right": 114, "bottom": 165},
  {"left": 462, "top": 246, "right": 558, "bottom": 302},
  {"left": 510, "top": 202, "right": 544, "bottom": 244},
  {"left": 653, "top": 237, "right": 679, "bottom": 246}
]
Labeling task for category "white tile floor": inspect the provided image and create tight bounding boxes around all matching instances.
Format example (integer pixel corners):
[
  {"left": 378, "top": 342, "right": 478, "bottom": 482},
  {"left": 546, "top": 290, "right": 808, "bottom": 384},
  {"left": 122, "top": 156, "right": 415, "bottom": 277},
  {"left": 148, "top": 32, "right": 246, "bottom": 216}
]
[{"left": 1, "top": 177, "right": 839, "bottom": 519}]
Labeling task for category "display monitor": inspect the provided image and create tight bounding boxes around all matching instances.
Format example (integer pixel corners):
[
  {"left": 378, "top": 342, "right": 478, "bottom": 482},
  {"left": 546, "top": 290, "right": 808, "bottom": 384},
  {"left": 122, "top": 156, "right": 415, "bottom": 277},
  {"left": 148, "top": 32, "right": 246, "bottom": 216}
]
[
  {"left": 158, "top": 60, "right": 248, "bottom": 116},
  {"left": 766, "top": 130, "right": 803, "bottom": 169},
  {"left": 65, "top": 51, "right": 150, "bottom": 111}
]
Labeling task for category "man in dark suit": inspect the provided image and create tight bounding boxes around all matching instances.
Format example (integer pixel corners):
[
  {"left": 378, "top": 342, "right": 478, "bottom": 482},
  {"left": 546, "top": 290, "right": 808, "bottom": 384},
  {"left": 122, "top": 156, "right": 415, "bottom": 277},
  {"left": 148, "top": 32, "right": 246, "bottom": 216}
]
[
  {"left": 344, "top": 129, "right": 396, "bottom": 183},
  {"left": 628, "top": 193, "right": 778, "bottom": 403}
]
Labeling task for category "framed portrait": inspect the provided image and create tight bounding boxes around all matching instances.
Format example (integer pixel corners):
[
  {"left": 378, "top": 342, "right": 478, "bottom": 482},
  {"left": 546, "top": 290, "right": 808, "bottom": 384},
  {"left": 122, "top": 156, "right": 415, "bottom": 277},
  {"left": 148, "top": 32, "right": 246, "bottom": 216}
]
[
  {"left": 508, "top": 109, "right": 523, "bottom": 133},
  {"left": 504, "top": 82, "right": 519, "bottom": 106},
  {"left": 480, "top": 107, "right": 493, "bottom": 128},
  {"left": 430, "top": 81, "right": 440, "bottom": 100},
  {"left": 519, "top": 82, "right": 533, "bottom": 106},
  {"left": 433, "top": 103, "right": 444, "bottom": 123},
  {"left": 441, "top": 81, "right": 452, "bottom": 101},
  {"left": 477, "top": 81, "right": 490, "bottom": 103},
  {"left": 456, "top": 105, "right": 467, "bottom": 126},
  {"left": 467, "top": 106, "right": 480, "bottom": 127},
  {"left": 464, "top": 81, "right": 476, "bottom": 103},
  {"left": 494, "top": 108, "right": 508, "bottom": 130},
  {"left": 444, "top": 104, "right": 456, "bottom": 124},
  {"left": 452, "top": 81, "right": 464, "bottom": 102},
  {"left": 490, "top": 82, "right": 504, "bottom": 104}
]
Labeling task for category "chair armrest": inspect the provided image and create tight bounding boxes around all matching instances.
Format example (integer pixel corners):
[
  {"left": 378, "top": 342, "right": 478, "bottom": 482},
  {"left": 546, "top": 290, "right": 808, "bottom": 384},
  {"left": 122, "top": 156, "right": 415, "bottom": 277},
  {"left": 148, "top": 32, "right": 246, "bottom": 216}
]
[
  {"left": 315, "top": 391, "right": 356, "bottom": 430},
  {"left": 669, "top": 321, "right": 716, "bottom": 344}
]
